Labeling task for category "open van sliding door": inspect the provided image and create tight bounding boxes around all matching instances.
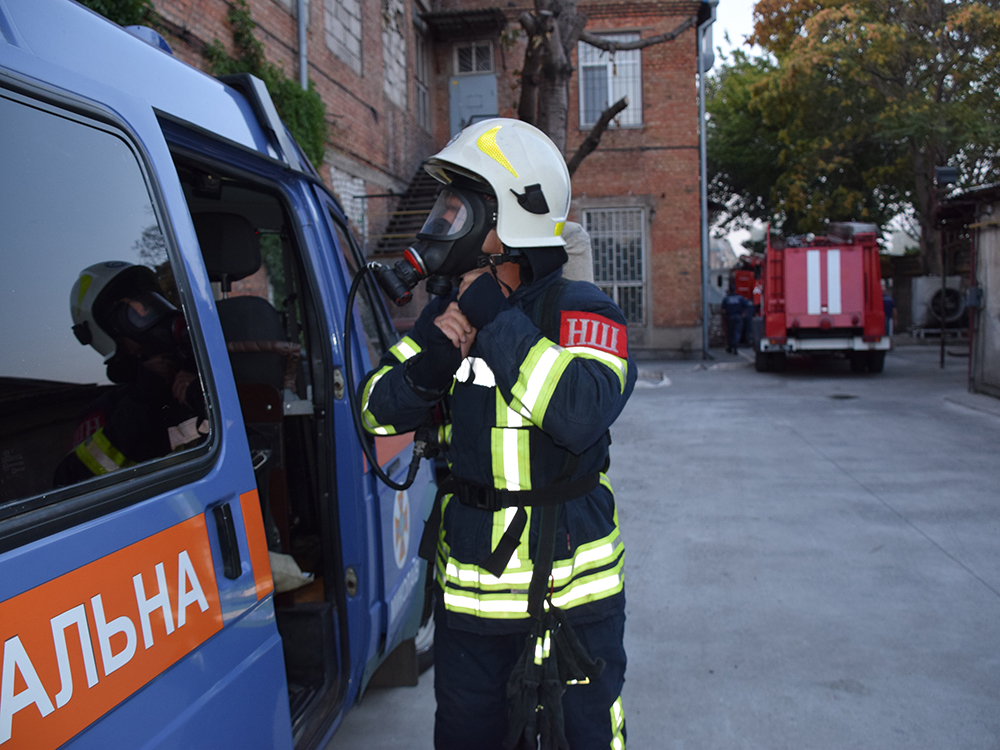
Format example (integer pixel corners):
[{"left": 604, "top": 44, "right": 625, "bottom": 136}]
[
  {"left": 0, "top": 73, "right": 291, "bottom": 748},
  {"left": 313, "top": 189, "right": 433, "bottom": 692}
]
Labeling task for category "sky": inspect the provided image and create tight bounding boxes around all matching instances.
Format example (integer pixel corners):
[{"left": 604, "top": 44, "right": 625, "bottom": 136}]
[{"left": 713, "top": 0, "right": 758, "bottom": 59}]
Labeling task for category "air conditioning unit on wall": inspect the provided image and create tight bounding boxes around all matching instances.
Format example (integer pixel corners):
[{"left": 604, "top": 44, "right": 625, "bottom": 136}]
[{"left": 911, "top": 275, "right": 965, "bottom": 328}]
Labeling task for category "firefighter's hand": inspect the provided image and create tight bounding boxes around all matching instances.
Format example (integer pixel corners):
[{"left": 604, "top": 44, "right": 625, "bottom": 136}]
[
  {"left": 433, "top": 302, "right": 476, "bottom": 358},
  {"left": 457, "top": 266, "right": 491, "bottom": 298},
  {"left": 457, "top": 272, "right": 511, "bottom": 330}
]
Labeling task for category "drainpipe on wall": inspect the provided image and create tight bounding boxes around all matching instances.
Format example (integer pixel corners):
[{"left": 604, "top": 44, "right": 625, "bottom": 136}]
[
  {"left": 698, "top": 0, "right": 718, "bottom": 359},
  {"left": 298, "top": 0, "right": 308, "bottom": 90}
]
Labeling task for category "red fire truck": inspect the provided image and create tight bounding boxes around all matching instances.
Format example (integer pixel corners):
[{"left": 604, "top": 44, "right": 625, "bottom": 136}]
[{"left": 753, "top": 223, "right": 890, "bottom": 373}]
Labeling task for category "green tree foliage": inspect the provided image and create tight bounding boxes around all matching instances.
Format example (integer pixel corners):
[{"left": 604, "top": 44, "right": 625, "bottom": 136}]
[
  {"left": 706, "top": 52, "right": 783, "bottom": 230},
  {"left": 709, "top": 48, "right": 910, "bottom": 236},
  {"left": 732, "top": 0, "right": 1000, "bottom": 267},
  {"left": 205, "top": 0, "right": 328, "bottom": 168},
  {"left": 78, "top": 0, "right": 155, "bottom": 27}
]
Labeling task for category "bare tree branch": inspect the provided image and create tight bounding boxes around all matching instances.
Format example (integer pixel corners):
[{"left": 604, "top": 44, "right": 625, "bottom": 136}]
[
  {"left": 566, "top": 96, "right": 628, "bottom": 176},
  {"left": 518, "top": 10, "right": 537, "bottom": 37},
  {"left": 579, "top": 15, "right": 698, "bottom": 52},
  {"left": 518, "top": 39, "right": 542, "bottom": 124}
]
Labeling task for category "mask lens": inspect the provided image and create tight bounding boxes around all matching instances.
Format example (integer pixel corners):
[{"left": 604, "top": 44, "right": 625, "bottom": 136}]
[
  {"left": 419, "top": 188, "right": 471, "bottom": 240},
  {"left": 114, "top": 291, "right": 176, "bottom": 335}
]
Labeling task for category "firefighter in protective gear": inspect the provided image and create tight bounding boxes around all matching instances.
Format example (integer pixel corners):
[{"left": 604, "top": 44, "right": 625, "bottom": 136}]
[
  {"left": 360, "top": 119, "right": 635, "bottom": 750},
  {"left": 54, "top": 261, "right": 207, "bottom": 487}
]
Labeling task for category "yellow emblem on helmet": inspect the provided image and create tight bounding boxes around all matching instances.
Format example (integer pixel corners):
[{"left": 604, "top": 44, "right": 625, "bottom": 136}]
[
  {"left": 476, "top": 125, "right": 519, "bottom": 179},
  {"left": 76, "top": 274, "right": 93, "bottom": 313},
  {"left": 554, "top": 222, "right": 565, "bottom": 236}
]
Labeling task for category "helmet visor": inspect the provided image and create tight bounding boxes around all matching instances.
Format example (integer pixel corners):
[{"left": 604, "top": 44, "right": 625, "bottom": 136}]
[{"left": 418, "top": 188, "right": 473, "bottom": 241}]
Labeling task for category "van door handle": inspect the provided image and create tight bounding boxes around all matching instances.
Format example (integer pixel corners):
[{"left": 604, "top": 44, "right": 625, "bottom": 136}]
[{"left": 213, "top": 503, "right": 243, "bottom": 579}]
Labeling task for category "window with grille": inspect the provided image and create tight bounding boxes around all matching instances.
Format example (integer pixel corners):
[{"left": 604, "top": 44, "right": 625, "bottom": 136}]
[
  {"left": 414, "top": 30, "right": 431, "bottom": 130},
  {"left": 325, "top": 0, "right": 363, "bottom": 75},
  {"left": 382, "top": 0, "right": 407, "bottom": 108},
  {"left": 585, "top": 208, "right": 646, "bottom": 325},
  {"left": 454, "top": 41, "right": 493, "bottom": 75},
  {"left": 577, "top": 33, "right": 642, "bottom": 128}
]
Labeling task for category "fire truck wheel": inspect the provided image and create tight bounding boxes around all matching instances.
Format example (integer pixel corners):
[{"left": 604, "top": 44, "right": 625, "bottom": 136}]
[
  {"left": 754, "top": 351, "right": 772, "bottom": 372},
  {"left": 849, "top": 353, "right": 868, "bottom": 373},
  {"left": 867, "top": 351, "right": 886, "bottom": 374}
]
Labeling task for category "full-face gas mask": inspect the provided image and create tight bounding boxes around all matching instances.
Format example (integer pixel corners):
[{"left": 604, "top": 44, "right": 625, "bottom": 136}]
[
  {"left": 103, "top": 290, "right": 190, "bottom": 360},
  {"left": 374, "top": 184, "right": 498, "bottom": 304}
]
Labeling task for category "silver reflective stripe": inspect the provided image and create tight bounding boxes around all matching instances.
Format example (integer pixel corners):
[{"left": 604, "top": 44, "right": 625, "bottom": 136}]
[
  {"left": 84, "top": 439, "right": 118, "bottom": 473},
  {"left": 395, "top": 339, "right": 418, "bottom": 360},
  {"left": 455, "top": 356, "right": 496, "bottom": 387},
  {"left": 550, "top": 573, "right": 621, "bottom": 608}
]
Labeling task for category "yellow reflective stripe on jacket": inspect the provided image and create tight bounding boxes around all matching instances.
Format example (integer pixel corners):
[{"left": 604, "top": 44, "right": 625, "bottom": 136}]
[
  {"left": 362, "top": 335, "right": 421, "bottom": 435},
  {"left": 492, "top": 391, "right": 532, "bottom": 491},
  {"left": 566, "top": 345, "right": 628, "bottom": 392},
  {"left": 73, "top": 428, "right": 131, "bottom": 476},
  {"left": 491, "top": 505, "right": 532, "bottom": 565},
  {"left": 510, "top": 339, "right": 574, "bottom": 425},
  {"left": 361, "top": 365, "right": 396, "bottom": 435},
  {"left": 490, "top": 428, "right": 531, "bottom": 491},
  {"left": 389, "top": 335, "right": 421, "bottom": 363},
  {"left": 437, "top": 515, "right": 623, "bottom": 619},
  {"left": 610, "top": 696, "right": 625, "bottom": 750}
]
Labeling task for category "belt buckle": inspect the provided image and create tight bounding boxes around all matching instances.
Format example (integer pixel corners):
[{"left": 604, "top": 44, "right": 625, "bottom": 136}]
[{"left": 460, "top": 483, "right": 500, "bottom": 511}]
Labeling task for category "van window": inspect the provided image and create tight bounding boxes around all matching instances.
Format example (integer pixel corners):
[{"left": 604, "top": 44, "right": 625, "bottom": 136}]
[
  {"left": 0, "top": 92, "right": 209, "bottom": 515},
  {"left": 328, "top": 208, "right": 391, "bottom": 365}
]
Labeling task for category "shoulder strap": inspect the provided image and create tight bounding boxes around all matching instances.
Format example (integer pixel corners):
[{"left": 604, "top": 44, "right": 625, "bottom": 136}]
[{"left": 531, "top": 276, "right": 572, "bottom": 341}]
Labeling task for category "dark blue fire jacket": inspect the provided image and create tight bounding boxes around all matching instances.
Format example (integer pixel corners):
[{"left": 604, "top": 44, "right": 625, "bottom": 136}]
[{"left": 361, "top": 268, "right": 637, "bottom": 634}]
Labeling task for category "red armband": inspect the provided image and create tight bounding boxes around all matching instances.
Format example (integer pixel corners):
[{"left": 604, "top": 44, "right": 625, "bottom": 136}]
[{"left": 559, "top": 311, "right": 628, "bottom": 358}]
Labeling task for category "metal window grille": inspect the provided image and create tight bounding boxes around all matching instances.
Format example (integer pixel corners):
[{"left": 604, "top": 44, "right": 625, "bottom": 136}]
[
  {"left": 585, "top": 208, "right": 646, "bottom": 325},
  {"left": 455, "top": 41, "right": 493, "bottom": 74},
  {"left": 414, "top": 31, "right": 431, "bottom": 130},
  {"left": 577, "top": 33, "right": 642, "bottom": 128}
]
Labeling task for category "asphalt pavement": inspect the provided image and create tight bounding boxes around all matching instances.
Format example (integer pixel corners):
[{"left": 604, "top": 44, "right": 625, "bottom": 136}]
[{"left": 330, "top": 342, "right": 1000, "bottom": 749}]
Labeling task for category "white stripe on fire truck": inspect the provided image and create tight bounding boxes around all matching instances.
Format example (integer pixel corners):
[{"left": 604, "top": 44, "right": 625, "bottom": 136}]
[
  {"left": 807, "top": 249, "right": 821, "bottom": 315},
  {"left": 827, "top": 249, "right": 842, "bottom": 314}
]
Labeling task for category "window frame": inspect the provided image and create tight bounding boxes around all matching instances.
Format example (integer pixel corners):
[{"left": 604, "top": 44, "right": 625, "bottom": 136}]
[
  {"left": 324, "top": 0, "right": 364, "bottom": 75},
  {"left": 414, "top": 27, "right": 431, "bottom": 131},
  {"left": 577, "top": 32, "right": 643, "bottom": 129},
  {"left": 453, "top": 40, "right": 494, "bottom": 76},
  {"left": 583, "top": 206, "right": 649, "bottom": 327},
  {"left": 0, "top": 82, "right": 220, "bottom": 551}
]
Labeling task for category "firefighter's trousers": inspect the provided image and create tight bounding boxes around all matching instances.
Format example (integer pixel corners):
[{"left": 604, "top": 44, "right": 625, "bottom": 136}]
[{"left": 433, "top": 597, "right": 627, "bottom": 750}]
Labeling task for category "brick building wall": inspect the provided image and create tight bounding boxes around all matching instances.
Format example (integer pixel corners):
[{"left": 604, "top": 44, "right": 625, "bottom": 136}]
[
  {"left": 153, "top": 0, "right": 437, "bottom": 251},
  {"left": 570, "top": 1, "right": 703, "bottom": 350}
]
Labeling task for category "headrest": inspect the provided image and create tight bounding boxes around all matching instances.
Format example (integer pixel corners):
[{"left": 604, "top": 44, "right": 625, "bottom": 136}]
[{"left": 194, "top": 212, "right": 261, "bottom": 287}]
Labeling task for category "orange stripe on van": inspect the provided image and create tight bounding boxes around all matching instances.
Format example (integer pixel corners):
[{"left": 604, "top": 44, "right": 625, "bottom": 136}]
[
  {"left": 362, "top": 432, "right": 414, "bottom": 473},
  {"left": 239, "top": 489, "right": 274, "bottom": 601},
  {"left": 0, "top": 514, "right": 223, "bottom": 749}
]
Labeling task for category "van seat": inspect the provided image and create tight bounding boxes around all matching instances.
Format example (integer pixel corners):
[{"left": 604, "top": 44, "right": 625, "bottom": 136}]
[{"left": 194, "top": 212, "right": 299, "bottom": 393}]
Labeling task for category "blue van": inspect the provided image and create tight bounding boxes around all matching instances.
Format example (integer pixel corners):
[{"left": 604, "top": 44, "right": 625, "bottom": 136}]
[{"left": 0, "top": 1, "right": 434, "bottom": 747}]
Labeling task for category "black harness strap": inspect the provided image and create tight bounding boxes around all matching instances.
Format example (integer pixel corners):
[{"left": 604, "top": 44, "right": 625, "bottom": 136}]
[{"left": 419, "top": 472, "right": 600, "bottom": 573}]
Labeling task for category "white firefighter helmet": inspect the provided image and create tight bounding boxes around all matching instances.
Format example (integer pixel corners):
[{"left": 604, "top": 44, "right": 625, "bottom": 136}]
[
  {"left": 423, "top": 118, "right": 571, "bottom": 249},
  {"left": 70, "top": 261, "right": 160, "bottom": 360}
]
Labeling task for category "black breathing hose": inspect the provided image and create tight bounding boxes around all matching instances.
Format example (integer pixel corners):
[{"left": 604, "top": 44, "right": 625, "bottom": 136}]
[{"left": 344, "top": 262, "right": 428, "bottom": 491}]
